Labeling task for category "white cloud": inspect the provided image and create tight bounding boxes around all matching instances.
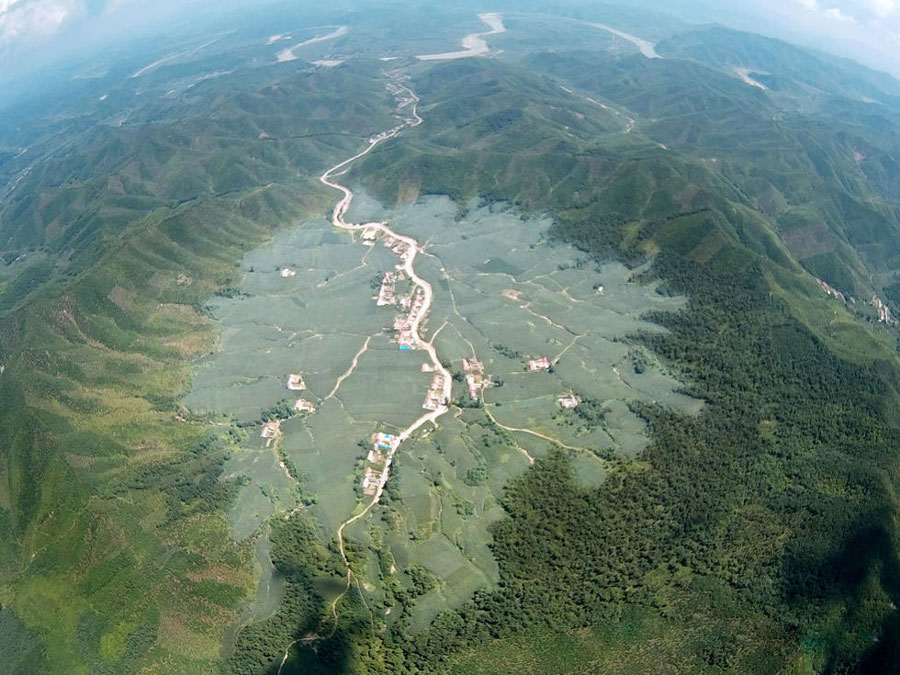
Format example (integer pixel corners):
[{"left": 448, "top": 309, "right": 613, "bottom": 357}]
[
  {"left": 824, "top": 6, "right": 857, "bottom": 20},
  {"left": 754, "top": 0, "right": 900, "bottom": 74},
  {"left": 0, "top": 0, "right": 80, "bottom": 45},
  {"left": 795, "top": 0, "right": 854, "bottom": 19},
  {"left": 869, "top": 0, "right": 897, "bottom": 17},
  {"left": 0, "top": 0, "right": 156, "bottom": 52},
  {"left": 795, "top": 0, "right": 899, "bottom": 17}
]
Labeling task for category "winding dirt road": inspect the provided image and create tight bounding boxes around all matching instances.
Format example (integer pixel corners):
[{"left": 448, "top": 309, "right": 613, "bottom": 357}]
[
  {"left": 277, "top": 73, "right": 438, "bottom": 673},
  {"left": 314, "top": 75, "right": 455, "bottom": 636}
]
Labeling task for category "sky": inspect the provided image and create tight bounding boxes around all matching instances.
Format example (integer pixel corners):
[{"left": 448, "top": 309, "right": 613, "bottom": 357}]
[
  {"left": 0, "top": 0, "right": 249, "bottom": 65},
  {"left": 734, "top": 0, "right": 900, "bottom": 70},
  {"left": 2, "top": 0, "right": 900, "bottom": 76},
  {"left": 631, "top": 0, "right": 900, "bottom": 73},
  {"left": 0, "top": 0, "right": 268, "bottom": 85},
  {"left": 0, "top": 0, "right": 121, "bottom": 49}
]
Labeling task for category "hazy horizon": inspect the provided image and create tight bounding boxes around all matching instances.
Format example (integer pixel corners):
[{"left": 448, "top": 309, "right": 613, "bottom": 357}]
[{"left": 2, "top": 0, "right": 900, "bottom": 84}]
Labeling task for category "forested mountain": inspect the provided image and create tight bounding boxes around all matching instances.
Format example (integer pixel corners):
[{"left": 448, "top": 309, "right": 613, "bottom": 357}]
[{"left": 0, "top": 2, "right": 898, "bottom": 673}]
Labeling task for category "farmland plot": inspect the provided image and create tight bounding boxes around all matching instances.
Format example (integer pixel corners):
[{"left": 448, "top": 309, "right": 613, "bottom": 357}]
[{"left": 185, "top": 194, "right": 699, "bottom": 626}]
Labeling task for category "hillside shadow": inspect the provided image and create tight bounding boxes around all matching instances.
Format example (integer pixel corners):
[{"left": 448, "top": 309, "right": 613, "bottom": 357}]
[
  {"left": 783, "top": 512, "right": 900, "bottom": 673},
  {"left": 267, "top": 623, "right": 358, "bottom": 675}
]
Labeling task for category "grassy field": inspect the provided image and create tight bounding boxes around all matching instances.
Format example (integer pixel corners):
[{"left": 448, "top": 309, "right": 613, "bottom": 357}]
[{"left": 192, "top": 192, "right": 699, "bottom": 640}]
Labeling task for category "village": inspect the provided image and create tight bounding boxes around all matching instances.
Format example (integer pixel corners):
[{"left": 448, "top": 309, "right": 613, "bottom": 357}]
[
  {"left": 368, "top": 124, "right": 405, "bottom": 146},
  {"left": 462, "top": 357, "right": 487, "bottom": 399},
  {"left": 815, "top": 276, "right": 896, "bottom": 326},
  {"left": 359, "top": 226, "right": 451, "bottom": 492},
  {"left": 264, "top": 220, "right": 456, "bottom": 497},
  {"left": 873, "top": 293, "right": 895, "bottom": 325},
  {"left": 386, "top": 79, "right": 421, "bottom": 127},
  {"left": 361, "top": 432, "right": 397, "bottom": 495},
  {"left": 259, "top": 408, "right": 315, "bottom": 445},
  {"left": 258, "top": 374, "right": 317, "bottom": 446},
  {"left": 267, "top": 333, "right": 580, "bottom": 493},
  {"left": 262, "top": 138, "right": 596, "bottom": 504},
  {"left": 816, "top": 276, "right": 847, "bottom": 303},
  {"left": 528, "top": 356, "right": 550, "bottom": 372},
  {"left": 366, "top": 231, "right": 427, "bottom": 350},
  {"left": 422, "top": 372, "right": 447, "bottom": 410}
]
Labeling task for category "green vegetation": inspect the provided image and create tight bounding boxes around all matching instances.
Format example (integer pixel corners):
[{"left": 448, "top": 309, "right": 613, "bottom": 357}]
[
  {"left": 227, "top": 515, "right": 338, "bottom": 674},
  {"left": 0, "top": 608, "right": 48, "bottom": 673},
  {"left": 190, "top": 192, "right": 689, "bottom": 648},
  {"left": 1, "top": 4, "right": 899, "bottom": 673},
  {"left": 273, "top": 41, "right": 898, "bottom": 674},
  {"left": 0, "top": 53, "right": 397, "bottom": 672}
]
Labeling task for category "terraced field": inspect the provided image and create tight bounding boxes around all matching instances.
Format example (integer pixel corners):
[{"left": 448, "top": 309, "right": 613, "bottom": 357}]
[{"left": 186, "top": 187, "right": 699, "bottom": 630}]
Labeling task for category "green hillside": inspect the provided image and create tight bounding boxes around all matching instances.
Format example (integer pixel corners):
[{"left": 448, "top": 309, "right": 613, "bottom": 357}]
[
  {"left": 0, "top": 3, "right": 898, "bottom": 674},
  {"left": 274, "top": 50, "right": 897, "bottom": 674},
  {"left": 0, "top": 61, "right": 397, "bottom": 672}
]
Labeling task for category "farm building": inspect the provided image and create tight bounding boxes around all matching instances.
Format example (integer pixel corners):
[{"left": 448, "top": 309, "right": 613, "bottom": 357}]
[
  {"left": 462, "top": 358, "right": 484, "bottom": 373},
  {"left": 558, "top": 395, "right": 579, "bottom": 409},
  {"left": 528, "top": 357, "right": 550, "bottom": 371},
  {"left": 362, "top": 467, "right": 381, "bottom": 495},
  {"left": 286, "top": 373, "right": 306, "bottom": 390},
  {"left": 294, "top": 399, "right": 316, "bottom": 413},
  {"left": 374, "top": 432, "right": 395, "bottom": 450},
  {"left": 466, "top": 373, "right": 486, "bottom": 398}
]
